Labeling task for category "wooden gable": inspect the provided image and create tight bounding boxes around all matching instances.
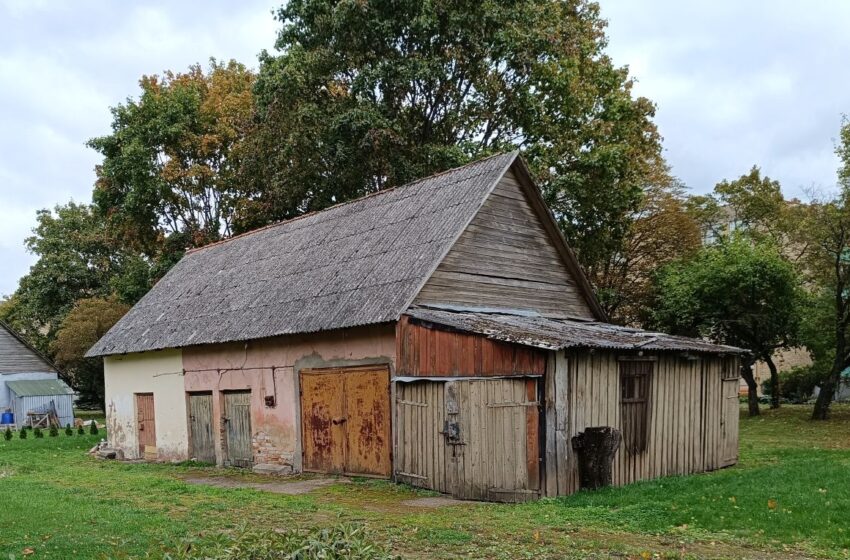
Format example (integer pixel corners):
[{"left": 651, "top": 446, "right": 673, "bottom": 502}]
[
  {"left": 413, "top": 163, "right": 601, "bottom": 320},
  {"left": 0, "top": 323, "right": 56, "bottom": 374}
]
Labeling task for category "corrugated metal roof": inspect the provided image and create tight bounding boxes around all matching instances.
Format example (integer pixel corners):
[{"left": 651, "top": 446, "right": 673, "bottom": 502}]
[
  {"left": 405, "top": 308, "right": 746, "bottom": 355},
  {"left": 87, "top": 153, "right": 518, "bottom": 357},
  {"left": 6, "top": 379, "right": 75, "bottom": 397}
]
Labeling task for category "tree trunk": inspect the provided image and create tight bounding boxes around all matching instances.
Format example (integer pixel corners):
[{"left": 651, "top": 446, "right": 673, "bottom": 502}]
[
  {"left": 813, "top": 328, "right": 847, "bottom": 420},
  {"left": 740, "top": 360, "right": 760, "bottom": 417},
  {"left": 813, "top": 355, "right": 843, "bottom": 420},
  {"left": 765, "top": 355, "right": 780, "bottom": 409},
  {"left": 571, "top": 427, "right": 622, "bottom": 490},
  {"left": 812, "top": 376, "right": 836, "bottom": 420}
]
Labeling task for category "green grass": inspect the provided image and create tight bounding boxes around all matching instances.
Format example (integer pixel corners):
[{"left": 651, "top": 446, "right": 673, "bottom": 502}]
[{"left": 1, "top": 405, "right": 849, "bottom": 558}]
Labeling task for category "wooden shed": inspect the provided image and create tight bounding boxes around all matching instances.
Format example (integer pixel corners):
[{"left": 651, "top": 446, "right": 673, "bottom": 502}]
[
  {"left": 394, "top": 311, "right": 741, "bottom": 501},
  {"left": 88, "top": 152, "right": 744, "bottom": 501},
  {"left": 0, "top": 321, "right": 66, "bottom": 428}
]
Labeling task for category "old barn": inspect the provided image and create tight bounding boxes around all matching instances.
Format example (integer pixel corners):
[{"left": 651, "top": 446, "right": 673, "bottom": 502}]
[{"left": 88, "top": 152, "right": 743, "bottom": 501}]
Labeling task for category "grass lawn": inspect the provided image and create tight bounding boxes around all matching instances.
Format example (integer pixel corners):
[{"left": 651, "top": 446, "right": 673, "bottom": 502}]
[{"left": 1, "top": 405, "right": 849, "bottom": 559}]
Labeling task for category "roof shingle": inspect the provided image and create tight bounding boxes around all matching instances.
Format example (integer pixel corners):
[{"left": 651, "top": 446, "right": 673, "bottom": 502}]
[{"left": 87, "top": 153, "right": 518, "bottom": 357}]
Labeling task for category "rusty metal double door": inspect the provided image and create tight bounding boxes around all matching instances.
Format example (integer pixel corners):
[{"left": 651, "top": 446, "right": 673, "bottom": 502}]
[{"left": 300, "top": 366, "right": 391, "bottom": 477}]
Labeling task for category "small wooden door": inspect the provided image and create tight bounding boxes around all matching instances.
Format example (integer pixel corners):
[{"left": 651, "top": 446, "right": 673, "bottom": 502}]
[
  {"left": 223, "top": 391, "right": 253, "bottom": 467},
  {"left": 395, "top": 378, "right": 540, "bottom": 503},
  {"left": 300, "top": 366, "right": 391, "bottom": 477},
  {"left": 187, "top": 392, "right": 216, "bottom": 464},
  {"left": 720, "top": 377, "right": 740, "bottom": 467},
  {"left": 135, "top": 393, "right": 156, "bottom": 457},
  {"left": 448, "top": 378, "right": 540, "bottom": 502}
]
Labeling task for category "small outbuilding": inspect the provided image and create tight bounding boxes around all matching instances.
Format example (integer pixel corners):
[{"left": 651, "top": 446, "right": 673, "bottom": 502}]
[
  {"left": 6, "top": 379, "right": 75, "bottom": 429},
  {"left": 88, "top": 152, "right": 744, "bottom": 501},
  {"left": 0, "top": 321, "right": 70, "bottom": 429}
]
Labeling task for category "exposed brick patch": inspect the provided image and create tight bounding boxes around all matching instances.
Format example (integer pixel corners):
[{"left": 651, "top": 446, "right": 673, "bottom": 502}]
[{"left": 252, "top": 431, "right": 295, "bottom": 471}]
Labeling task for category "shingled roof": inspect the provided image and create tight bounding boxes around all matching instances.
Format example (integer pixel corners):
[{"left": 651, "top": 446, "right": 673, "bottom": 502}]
[{"left": 87, "top": 153, "right": 522, "bottom": 357}]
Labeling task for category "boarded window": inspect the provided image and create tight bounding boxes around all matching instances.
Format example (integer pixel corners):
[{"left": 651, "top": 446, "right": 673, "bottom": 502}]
[{"left": 620, "top": 360, "right": 652, "bottom": 454}]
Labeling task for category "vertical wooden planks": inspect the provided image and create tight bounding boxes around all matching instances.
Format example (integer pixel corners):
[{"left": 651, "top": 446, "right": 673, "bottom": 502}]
[
  {"left": 135, "top": 393, "right": 156, "bottom": 458},
  {"left": 544, "top": 351, "right": 557, "bottom": 497},
  {"left": 187, "top": 392, "right": 215, "bottom": 463},
  {"left": 223, "top": 390, "right": 253, "bottom": 468}
]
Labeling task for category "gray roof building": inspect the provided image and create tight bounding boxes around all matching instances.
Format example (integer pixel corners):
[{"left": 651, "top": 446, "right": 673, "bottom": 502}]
[{"left": 88, "top": 152, "right": 736, "bottom": 358}]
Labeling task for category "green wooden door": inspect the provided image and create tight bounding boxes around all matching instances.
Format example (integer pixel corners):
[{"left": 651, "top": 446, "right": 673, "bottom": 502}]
[
  {"left": 223, "top": 391, "right": 253, "bottom": 467},
  {"left": 188, "top": 392, "right": 216, "bottom": 464}
]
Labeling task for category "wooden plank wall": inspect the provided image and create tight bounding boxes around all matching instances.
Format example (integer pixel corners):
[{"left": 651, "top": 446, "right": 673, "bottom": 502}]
[
  {"left": 0, "top": 326, "right": 55, "bottom": 373},
  {"left": 395, "top": 378, "right": 539, "bottom": 502},
  {"left": 412, "top": 168, "right": 594, "bottom": 320},
  {"left": 544, "top": 350, "right": 740, "bottom": 497},
  {"left": 396, "top": 381, "right": 449, "bottom": 492},
  {"left": 396, "top": 316, "right": 546, "bottom": 377}
]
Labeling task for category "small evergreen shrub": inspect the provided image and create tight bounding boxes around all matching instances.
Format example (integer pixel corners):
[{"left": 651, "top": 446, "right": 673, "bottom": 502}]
[
  {"left": 65, "top": 424, "right": 73, "bottom": 436},
  {"left": 3, "top": 426, "right": 11, "bottom": 441},
  {"left": 19, "top": 427, "right": 27, "bottom": 439},
  {"left": 77, "top": 425, "right": 85, "bottom": 436},
  {"left": 33, "top": 427, "right": 43, "bottom": 438},
  {"left": 89, "top": 422, "right": 99, "bottom": 436},
  {"left": 49, "top": 425, "right": 59, "bottom": 437}
]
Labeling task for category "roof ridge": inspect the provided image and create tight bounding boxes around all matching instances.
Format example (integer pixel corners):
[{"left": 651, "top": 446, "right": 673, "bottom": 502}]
[{"left": 186, "top": 151, "right": 516, "bottom": 256}]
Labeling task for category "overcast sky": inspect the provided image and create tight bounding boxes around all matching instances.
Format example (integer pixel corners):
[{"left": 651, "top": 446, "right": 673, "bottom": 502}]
[{"left": 1, "top": 1, "right": 849, "bottom": 296}]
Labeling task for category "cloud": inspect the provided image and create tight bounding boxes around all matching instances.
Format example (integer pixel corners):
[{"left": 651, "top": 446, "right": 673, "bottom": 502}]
[
  {"left": 0, "top": 1, "right": 278, "bottom": 295},
  {"left": 1, "top": 1, "right": 848, "bottom": 296},
  {"left": 603, "top": 0, "right": 850, "bottom": 196}
]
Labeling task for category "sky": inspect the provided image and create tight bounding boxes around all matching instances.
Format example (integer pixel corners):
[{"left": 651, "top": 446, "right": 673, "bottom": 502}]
[{"left": 1, "top": 1, "right": 849, "bottom": 296}]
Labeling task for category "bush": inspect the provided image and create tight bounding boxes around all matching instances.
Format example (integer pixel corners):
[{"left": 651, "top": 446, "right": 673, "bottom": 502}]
[
  {"left": 3, "top": 426, "right": 11, "bottom": 441},
  {"left": 19, "top": 427, "right": 26, "bottom": 439},
  {"left": 33, "top": 427, "right": 43, "bottom": 438},
  {"left": 49, "top": 425, "right": 59, "bottom": 437},
  {"left": 783, "top": 365, "right": 823, "bottom": 403},
  {"left": 762, "top": 365, "right": 822, "bottom": 404},
  {"left": 89, "top": 422, "right": 99, "bottom": 436},
  {"left": 165, "top": 523, "right": 397, "bottom": 560},
  {"left": 77, "top": 425, "right": 85, "bottom": 436},
  {"left": 65, "top": 424, "right": 73, "bottom": 436}
]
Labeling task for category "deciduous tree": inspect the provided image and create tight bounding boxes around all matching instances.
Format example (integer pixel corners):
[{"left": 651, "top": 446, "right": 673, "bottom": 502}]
[
  {"left": 653, "top": 237, "right": 804, "bottom": 415},
  {"left": 804, "top": 118, "right": 850, "bottom": 419},
  {"left": 243, "top": 0, "right": 667, "bottom": 282},
  {"left": 594, "top": 181, "right": 701, "bottom": 324},
  {"left": 88, "top": 59, "right": 255, "bottom": 259},
  {"left": 51, "top": 298, "right": 130, "bottom": 409},
  {"left": 0, "top": 203, "right": 150, "bottom": 351}
]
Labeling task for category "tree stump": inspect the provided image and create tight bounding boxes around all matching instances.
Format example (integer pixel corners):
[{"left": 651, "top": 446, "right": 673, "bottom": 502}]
[{"left": 571, "top": 427, "right": 622, "bottom": 490}]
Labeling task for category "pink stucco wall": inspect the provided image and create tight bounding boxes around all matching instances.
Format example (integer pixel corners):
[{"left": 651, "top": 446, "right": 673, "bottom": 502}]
[{"left": 182, "top": 323, "right": 396, "bottom": 472}]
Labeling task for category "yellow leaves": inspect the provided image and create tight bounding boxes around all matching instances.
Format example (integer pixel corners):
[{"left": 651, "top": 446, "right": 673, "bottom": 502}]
[
  {"left": 326, "top": 80, "right": 350, "bottom": 98},
  {"left": 639, "top": 551, "right": 651, "bottom": 559},
  {"left": 767, "top": 499, "right": 778, "bottom": 511},
  {"left": 22, "top": 547, "right": 34, "bottom": 556}
]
